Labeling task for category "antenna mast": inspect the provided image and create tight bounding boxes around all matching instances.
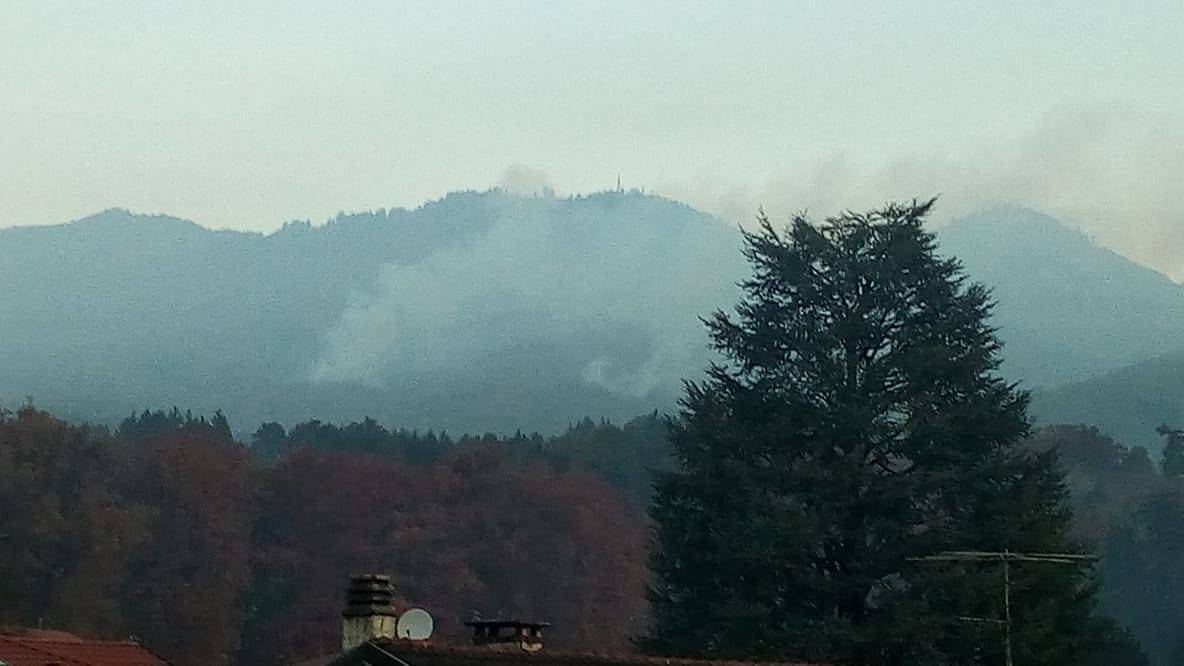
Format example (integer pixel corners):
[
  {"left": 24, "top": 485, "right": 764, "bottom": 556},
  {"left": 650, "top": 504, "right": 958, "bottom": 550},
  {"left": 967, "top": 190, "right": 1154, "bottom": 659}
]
[{"left": 908, "top": 549, "right": 1097, "bottom": 666}]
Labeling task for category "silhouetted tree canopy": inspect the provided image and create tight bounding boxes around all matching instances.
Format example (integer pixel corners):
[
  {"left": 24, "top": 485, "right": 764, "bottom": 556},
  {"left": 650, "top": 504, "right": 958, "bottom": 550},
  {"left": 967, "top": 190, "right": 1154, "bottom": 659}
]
[{"left": 644, "top": 201, "right": 1133, "bottom": 665}]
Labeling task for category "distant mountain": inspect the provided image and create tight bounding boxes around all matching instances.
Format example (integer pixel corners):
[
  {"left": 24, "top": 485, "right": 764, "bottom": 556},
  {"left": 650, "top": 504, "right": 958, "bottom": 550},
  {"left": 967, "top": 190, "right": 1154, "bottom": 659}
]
[
  {"left": 0, "top": 191, "right": 745, "bottom": 434},
  {"left": 935, "top": 206, "right": 1184, "bottom": 388},
  {"left": 1031, "top": 353, "right": 1184, "bottom": 451},
  {"left": 3, "top": 195, "right": 1182, "bottom": 437}
]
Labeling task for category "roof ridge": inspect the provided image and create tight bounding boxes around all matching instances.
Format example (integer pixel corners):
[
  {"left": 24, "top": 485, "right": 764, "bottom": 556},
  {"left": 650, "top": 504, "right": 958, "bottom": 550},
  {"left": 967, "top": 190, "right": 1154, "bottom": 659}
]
[
  {"left": 2, "top": 635, "right": 142, "bottom": 646},
  {"left": 375, "top": 642, "right": 820, "bottom": 666},
  {"left": 0, "top": 634, "right": 93, "bottom": 666}
]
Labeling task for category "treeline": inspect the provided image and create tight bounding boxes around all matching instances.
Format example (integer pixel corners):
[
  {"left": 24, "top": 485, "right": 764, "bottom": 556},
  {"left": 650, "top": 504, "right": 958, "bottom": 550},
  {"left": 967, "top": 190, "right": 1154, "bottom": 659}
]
[
  {"left": 12, "top": 402, "right": 1184, "bottom": 665},
  {"left": 0, "top": 406, "right": 651, "bottom": 666},
  {"left": 1032, "top": 425, "right": 1184, "bottom": 665},
  {"left": 243, "top": 409, "right": 672, "bottom": 503},
  {"left": 243, "top": 413, "right": 1184, "bottom": 665}
]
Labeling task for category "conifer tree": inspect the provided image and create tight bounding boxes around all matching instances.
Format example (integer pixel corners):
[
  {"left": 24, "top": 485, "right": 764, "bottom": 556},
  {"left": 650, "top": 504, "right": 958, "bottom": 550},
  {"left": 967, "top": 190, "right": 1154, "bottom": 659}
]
[
  {"left": 644, "top": 201, "right": 1131, "bottom": 665},
  {"left": 1156, "top": 424, "right": 1184, "bottom": 476}
]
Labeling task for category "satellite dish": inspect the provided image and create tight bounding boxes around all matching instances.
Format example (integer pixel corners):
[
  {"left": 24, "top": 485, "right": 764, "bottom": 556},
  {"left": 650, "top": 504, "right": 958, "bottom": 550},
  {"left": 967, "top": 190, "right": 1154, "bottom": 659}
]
[{"left": 397, "top": 608, "right": 434, "bottom": 640}]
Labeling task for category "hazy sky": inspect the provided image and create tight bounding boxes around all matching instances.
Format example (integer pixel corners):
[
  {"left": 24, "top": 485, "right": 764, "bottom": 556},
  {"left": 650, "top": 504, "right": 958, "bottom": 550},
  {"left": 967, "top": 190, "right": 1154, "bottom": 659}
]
[{"left": 4, "top": 1, "right": 1184, "bottom": 272}]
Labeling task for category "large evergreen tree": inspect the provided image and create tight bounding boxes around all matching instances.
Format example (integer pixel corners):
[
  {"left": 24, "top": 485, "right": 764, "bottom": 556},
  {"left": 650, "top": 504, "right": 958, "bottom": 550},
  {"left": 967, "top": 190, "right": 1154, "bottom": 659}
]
[{"left": 644, "top": 201, "right": 1132, "bottom": 665}]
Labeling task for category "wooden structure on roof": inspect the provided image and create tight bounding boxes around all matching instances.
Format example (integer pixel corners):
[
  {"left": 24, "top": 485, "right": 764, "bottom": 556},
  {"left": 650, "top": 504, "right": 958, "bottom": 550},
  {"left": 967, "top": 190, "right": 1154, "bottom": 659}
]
[{"left": 465, "top": 620, "right": 551, "bottom": 652}]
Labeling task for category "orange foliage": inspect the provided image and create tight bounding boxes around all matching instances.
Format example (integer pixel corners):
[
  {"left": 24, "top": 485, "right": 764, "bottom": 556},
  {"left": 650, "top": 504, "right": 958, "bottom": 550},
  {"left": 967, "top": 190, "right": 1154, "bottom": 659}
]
[
  {"left": 113, "top": 430, "right": 253, "bottom": 666},
  {"left": 243, "top": 444, "right": 648, "bottom": 665},
  {"left": 0, "top": 410, "right": 649, "bottom": 666}
]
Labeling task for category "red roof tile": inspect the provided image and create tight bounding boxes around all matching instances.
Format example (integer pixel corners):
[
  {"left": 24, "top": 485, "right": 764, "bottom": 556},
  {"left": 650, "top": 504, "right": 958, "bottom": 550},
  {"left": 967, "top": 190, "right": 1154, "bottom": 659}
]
[
  {"left": 0, "top": 631, "right": 167, "bottom": 666},
  {"left": 304, "top": 640, "right": 828, "bottom": 666},
  {"left": 377, "top": 641, "right": 825, "bottom": 666}
]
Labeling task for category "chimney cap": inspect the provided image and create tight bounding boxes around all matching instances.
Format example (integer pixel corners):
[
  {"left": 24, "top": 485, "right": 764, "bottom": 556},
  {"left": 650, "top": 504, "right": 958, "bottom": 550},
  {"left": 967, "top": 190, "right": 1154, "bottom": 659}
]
[{"left": 343, "top": 573, "right": 397, "bottom": 618}]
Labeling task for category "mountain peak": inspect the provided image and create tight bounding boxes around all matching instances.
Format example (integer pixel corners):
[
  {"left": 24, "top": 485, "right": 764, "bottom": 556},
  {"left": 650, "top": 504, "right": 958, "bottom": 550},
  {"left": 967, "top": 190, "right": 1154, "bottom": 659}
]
[
  {"left": 944, "top": 205, "right": 1090, "bottom": 243},
  {"left": 941, "top": 205, "right": 1177, "bottom": 288},
  {"left": 935, "top": 205, "right": 1184, "bottom": 388},
  {"left": 71, "top": 208, "right": 205, "bottom": 233}
]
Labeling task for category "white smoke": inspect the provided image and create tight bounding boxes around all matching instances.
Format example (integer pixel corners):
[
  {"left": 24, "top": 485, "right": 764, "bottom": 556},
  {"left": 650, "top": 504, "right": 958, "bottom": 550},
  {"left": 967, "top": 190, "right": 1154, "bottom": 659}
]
[
  {"left": 663, "top": 105, "right": 1184, "bottom": 279},
  {"left": 310, "top": 193, "right": 744, "bottom": 400},
  {"left": 498, "top": 165, "right": 557, "bottom": 198}
]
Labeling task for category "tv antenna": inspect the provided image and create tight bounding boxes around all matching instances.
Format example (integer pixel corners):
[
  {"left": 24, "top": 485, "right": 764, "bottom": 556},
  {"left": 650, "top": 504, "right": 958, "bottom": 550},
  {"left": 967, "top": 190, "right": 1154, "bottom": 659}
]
[
  {"left": 396, "top": 608, "right": 434, "bottom": 641},
  {"left": 908, "top": 549, "right": 1097, "bottom": 666}
]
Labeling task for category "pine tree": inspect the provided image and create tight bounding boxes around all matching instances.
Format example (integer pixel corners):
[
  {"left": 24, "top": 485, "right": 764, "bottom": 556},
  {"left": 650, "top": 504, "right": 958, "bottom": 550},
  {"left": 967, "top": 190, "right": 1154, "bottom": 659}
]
[
  {"left": 1156, "top": 424, "right": 1184, "bottom": 476},
  {"left": 643, "top": 201, "right": 1130, "bottom": 665}
]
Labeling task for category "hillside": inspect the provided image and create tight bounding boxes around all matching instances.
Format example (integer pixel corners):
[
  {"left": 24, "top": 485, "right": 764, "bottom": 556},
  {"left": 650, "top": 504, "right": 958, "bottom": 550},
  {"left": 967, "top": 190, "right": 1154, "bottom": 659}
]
[
  {"left": 4, "top": 196, "right": 1183, "bottom": 437},
  {"left": 934, "top": 206, "right": 1184, "bottom": 388},
  {"left": 0, "top": 191, "right": 745, "bottom": 434},
  {"left": 1032, "top": 353, "right": 1184, "bottom": 451}
]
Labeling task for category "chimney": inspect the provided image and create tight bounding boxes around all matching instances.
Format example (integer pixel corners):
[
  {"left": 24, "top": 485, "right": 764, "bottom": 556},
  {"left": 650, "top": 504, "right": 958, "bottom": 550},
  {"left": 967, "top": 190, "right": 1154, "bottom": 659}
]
[
  {"left": 342, "top": 574, "right": 398, "bottom": 651},
  {"left": 464, "top": 619, "right": 549, "bottom": 653}
]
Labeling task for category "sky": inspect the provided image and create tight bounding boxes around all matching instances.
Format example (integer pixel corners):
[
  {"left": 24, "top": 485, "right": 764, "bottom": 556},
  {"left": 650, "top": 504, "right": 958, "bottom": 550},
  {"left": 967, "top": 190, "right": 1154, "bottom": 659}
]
[{"left": 3, "top": 1, "right": 1184, "bottom": 274}]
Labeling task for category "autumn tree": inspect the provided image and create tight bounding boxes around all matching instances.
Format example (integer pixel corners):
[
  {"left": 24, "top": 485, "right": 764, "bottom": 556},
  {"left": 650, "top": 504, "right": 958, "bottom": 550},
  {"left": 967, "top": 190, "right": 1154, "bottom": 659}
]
[
  {"left": 113, "top": 428, "right": 253, "bottom": 666},
  {"left": 0, "top": 406, "right": 131, "bottom": 634},
  {"left": 241, "top": 449, "right": 418, "bottom": 665},
  {"left": 1037, "top": 424, "right": 1184, "bottom": 665},
  {"left": 644, "top": 201, "right": 1128, "bottom": 665},
  {"left": 242, "top": 444, "right": 647, "bottom": 665}
]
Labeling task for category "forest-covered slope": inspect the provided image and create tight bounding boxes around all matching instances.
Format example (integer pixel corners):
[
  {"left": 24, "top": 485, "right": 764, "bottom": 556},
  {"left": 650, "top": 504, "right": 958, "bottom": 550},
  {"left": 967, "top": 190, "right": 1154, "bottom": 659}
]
[
  {"left": 4, "top": 195, "right": 1183, "bottom": 436},
  {"left": 936, "top": 205, "right": 1184, "bottom": 389},
  {"left": 0, "top": 191, "right": 745, "bottom": 433}
]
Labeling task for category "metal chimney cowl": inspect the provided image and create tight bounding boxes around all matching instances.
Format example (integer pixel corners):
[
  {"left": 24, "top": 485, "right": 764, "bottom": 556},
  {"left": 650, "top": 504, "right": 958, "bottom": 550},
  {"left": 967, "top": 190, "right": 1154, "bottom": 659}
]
[{"left": 342, "top": 574, "right": 398, "bottom": 651}]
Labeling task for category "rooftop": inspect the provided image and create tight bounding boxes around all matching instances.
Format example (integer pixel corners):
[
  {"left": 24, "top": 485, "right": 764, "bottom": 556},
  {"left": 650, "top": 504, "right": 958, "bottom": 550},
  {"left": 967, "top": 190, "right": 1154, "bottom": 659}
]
[
  {"left": 314, "top": 640, "right": 824, "bottom": 666},
  {"left": 0, "top": 629, "right": 167, "bottom": 666}
]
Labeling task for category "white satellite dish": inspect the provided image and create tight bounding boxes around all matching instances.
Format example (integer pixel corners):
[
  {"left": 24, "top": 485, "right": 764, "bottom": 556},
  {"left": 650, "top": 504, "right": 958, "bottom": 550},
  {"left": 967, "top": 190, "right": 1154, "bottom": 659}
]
[{"left": 397, "top": 608, "right": 434, "bottom": 641}]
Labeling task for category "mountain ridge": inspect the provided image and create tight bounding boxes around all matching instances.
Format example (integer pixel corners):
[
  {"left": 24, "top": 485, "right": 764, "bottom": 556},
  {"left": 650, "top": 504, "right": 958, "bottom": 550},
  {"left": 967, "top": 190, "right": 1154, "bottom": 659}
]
[
  {"left": 1032, "top": 351, "right": 1184, "bottom": 451},
  {"left": 0, "top": 189, "right": 745, "bottom": 434},
  {"left": 935, "top": 205, "right": 1184, "bottom": 388},
  {"left": 3, "top": 192, "right": 1181, "bottom": 440}
]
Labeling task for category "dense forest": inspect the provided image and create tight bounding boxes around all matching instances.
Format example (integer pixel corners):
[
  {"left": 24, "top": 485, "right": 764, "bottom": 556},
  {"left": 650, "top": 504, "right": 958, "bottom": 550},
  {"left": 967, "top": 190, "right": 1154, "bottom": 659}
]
[
  {"left": 0, "top": 405, "right": 655, "bottom": 666},
  {"left": 7, "top": 404, "right": 1184, "bottom": 664},
  {"left": 1029, "top": 425, "right": 1184, "bottom": 665}
]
